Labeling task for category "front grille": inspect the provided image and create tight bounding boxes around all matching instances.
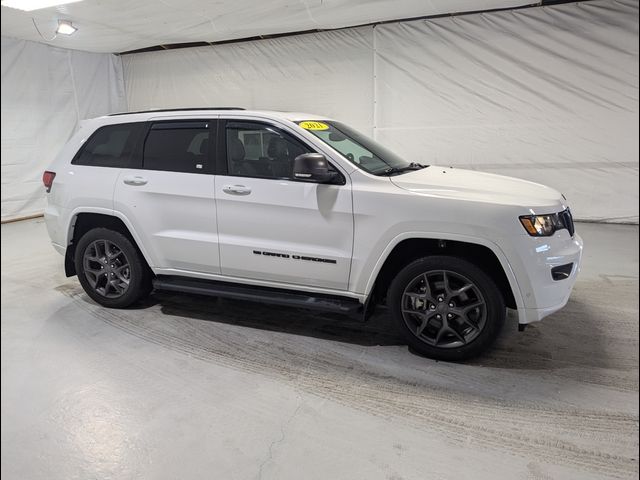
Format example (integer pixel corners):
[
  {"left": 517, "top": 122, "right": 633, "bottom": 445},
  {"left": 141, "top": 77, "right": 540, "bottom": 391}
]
[{"left": 560, "top": 208, "right": 575, "bottom": 236}]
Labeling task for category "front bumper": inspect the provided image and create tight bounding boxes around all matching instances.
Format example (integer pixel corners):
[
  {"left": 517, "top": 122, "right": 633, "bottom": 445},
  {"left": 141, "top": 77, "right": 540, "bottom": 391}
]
[{"left": 510, "top": 231, "right": 583, "bottom": 324}]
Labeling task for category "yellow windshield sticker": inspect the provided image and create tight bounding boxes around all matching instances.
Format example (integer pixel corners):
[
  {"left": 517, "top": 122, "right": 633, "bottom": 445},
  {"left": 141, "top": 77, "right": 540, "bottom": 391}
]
[{"left": 299, "top": 121, "right": 329, "bottom": 131}]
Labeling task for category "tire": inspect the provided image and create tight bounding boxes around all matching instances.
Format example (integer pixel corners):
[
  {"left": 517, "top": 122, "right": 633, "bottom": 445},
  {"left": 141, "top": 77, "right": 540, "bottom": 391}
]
[
  {"left": 388, "top": 255, "right": 505, "bottom": 361},
  {"left": 74, "top": 227, "right": 152, "bottom": 308}
]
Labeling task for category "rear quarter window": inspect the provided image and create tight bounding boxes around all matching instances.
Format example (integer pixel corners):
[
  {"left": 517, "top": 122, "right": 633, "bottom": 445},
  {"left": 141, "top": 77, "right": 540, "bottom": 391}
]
[{"left": 72, "top": 123, "right": 144, "bottom": 168}]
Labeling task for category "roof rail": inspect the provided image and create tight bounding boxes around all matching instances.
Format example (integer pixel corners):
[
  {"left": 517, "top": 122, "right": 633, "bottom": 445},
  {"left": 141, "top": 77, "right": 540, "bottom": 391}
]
[{"left": 108, "top": 107, "right": 245, "bottom": 116}]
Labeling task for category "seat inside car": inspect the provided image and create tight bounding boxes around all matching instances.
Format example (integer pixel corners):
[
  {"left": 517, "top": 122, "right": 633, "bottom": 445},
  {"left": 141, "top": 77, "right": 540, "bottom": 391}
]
[
  {"left": 267, "top": 136, "right": 292, "bottom": 178},
  {"left": 228, "top": 136, "right": 257, "bottom": 176}
]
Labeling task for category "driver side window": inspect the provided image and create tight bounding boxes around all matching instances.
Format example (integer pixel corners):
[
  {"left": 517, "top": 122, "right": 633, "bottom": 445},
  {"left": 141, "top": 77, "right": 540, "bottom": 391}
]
[{"left": 226, "top": 121, "right": 312, "bottom": 180}]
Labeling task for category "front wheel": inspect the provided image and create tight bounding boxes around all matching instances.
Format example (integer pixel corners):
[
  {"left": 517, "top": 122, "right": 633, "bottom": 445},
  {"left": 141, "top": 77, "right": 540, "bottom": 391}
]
[
  {"left": 75, "top": 228, "right": 151, "bottom": 308},
  {"left": 388, "top": 255, "right": 505, "bottom": 361}
]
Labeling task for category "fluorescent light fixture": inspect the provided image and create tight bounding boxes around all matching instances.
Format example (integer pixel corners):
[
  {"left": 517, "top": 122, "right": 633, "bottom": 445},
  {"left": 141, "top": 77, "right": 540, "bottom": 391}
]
[
  {"left": 56, "top": 19, "right": 77, "bottom": 35},
  {"left": 1, "top": 0, "right": 83, "bottom": 12}
]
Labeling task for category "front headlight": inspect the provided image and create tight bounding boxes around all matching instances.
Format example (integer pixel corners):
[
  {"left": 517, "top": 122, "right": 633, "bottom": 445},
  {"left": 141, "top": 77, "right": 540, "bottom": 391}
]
[{"left": 519, "top": 213, "right": 563, "bottom": 236}]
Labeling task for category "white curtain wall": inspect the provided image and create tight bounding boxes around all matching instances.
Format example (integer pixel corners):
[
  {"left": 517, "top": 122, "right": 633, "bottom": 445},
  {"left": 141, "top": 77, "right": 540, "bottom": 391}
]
[
  {"left": 1, "top": 37, "right": 126, "bottom": 221},
  {"left": 124, "top": 0, "right": 639, "bottom": 223}
]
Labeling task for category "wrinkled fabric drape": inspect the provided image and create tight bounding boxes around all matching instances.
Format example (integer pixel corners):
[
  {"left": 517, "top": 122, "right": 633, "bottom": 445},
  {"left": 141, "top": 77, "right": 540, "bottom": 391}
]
[
  {"left": 0, "top": 0, "right": 534, "bottom": 53},
  {"left": 124, "top": 0, "right": 639, "bottom": 223},
  {"left": 1, "top": 37, "right": 126, "bottom": 221}
]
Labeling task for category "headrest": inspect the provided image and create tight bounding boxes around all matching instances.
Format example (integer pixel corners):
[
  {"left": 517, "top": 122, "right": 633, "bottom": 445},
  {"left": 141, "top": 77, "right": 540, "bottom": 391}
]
[
  {"left": 228, "top": 137, "right": 245, "bottom": 161},
  {"left": 267, "top": 136, "right": 288, "bottom": 157}
]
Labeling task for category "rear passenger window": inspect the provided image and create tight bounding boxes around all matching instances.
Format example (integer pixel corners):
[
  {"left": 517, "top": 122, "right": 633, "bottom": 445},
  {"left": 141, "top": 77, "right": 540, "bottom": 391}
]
[
  {"left": 143, "top": 121, "right": 211, "bottom": 173},
  {"left": 73, "top": 123, "right": 142, "bottom": 168}
]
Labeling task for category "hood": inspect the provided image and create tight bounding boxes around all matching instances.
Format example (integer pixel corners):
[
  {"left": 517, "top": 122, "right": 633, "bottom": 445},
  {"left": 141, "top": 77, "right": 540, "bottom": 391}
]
[{"left": 390, "top": 166, "right": 565, "bottom": 209}]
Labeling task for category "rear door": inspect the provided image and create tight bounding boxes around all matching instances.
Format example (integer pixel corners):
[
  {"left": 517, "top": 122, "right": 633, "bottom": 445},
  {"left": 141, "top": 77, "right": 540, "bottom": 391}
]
[
  {"left": 214, "top": 119, "right": 353, "bottom": 291},
  {"left": 113, "top": 119, "right": 220, "bottom": 273}
]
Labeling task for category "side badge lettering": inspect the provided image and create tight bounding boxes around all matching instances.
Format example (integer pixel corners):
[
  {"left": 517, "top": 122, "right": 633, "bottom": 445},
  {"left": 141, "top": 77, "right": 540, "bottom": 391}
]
[{"left": 253, "top": 250, "right": 336, "bottom": 264}]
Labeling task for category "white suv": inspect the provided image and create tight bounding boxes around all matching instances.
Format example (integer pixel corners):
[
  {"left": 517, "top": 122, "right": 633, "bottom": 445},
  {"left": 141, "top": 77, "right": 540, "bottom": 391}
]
[{"left": 43, "top": 108, "right": 583, "bottom": 360}]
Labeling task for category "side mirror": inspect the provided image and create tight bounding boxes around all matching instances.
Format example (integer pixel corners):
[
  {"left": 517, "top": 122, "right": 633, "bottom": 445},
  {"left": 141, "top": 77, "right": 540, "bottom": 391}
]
[{"left": 293, "top": 153, "right": 338, "bottom": 183}]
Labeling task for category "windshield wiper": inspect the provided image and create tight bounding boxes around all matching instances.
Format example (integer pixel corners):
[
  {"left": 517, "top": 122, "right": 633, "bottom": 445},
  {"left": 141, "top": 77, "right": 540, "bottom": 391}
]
[{"left": 380, "top": 162, "right": 427, "bottom": 176}]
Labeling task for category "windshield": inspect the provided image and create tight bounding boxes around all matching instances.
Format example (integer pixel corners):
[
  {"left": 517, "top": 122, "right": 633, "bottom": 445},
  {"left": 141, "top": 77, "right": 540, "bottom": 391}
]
[{"left": 297, "top": 120, "right": 415, "bottom": 175}]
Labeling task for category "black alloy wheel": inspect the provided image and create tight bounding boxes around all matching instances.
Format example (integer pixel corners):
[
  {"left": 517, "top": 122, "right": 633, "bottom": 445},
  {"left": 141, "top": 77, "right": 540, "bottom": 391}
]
[
  {"left": 401, "top": 269, "right": 486, "bottom": 348},
  {"left": 75, "top": 228, "right": 151, "bottom": 308},
  {"left": 388, "top": 255, "right": 505, "bottom": 361},
  {"left": 82, "top": 239, "right": 131, "bottom": 298}
]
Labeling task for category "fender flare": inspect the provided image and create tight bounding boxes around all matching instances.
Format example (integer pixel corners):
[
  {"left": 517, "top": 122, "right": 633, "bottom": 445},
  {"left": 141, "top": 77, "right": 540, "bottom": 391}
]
[
  {"left": 65, "top": 207, "right": 157, "bottom": 269},
  {"left": 361, "top": 231, "right": 526, "bottom": 322}
]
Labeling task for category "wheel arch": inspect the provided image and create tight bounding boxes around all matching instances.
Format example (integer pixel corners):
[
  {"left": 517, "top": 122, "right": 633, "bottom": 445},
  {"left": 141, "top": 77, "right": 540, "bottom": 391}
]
[
  {"left": 64, "top": 210, "right": 153, "bottom": 277},
  {"left": 365, "top": 233, "right": 523, "bottom": 314}
]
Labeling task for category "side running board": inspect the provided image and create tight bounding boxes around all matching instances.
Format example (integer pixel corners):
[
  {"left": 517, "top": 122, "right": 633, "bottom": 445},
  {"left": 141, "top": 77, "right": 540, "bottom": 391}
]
[{"left": 152, "top": 275, "right": 363, "bottom": 316}]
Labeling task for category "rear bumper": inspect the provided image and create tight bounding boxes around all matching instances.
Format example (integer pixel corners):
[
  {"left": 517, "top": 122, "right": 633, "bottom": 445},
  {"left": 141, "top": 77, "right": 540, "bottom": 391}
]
[
  {"left": 512, "top": 232, "right": 583, "bottom": 324},
  {"left": 44, "top": 202, "right": 65, "bottom": 252},
  {"left": 51, "top": 242, "right": 66, "bottom": 255}
]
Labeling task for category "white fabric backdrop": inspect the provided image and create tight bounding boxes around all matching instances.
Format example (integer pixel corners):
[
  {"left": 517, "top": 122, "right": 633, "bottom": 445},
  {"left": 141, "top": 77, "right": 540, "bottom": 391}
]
[
  {"left": 374, "top": 0, "right": 639, "bottom": 223},
  {"left": 1, "top": 37, "right": 126, "bottom": 221},
  {"left": 124, "top": 0, "right": 639, "bottom": 223},
  {"left": 124, "top": 27, "right": 375, "bottom": 134},
  {"left": 1, "top": 0, "right": 533, "bottom": 53}
]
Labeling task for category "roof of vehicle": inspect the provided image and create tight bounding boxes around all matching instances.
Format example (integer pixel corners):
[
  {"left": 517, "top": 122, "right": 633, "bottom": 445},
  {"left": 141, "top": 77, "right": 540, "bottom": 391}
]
[{"left": 97, "top": 108, "right": 328, "bottom": 123}]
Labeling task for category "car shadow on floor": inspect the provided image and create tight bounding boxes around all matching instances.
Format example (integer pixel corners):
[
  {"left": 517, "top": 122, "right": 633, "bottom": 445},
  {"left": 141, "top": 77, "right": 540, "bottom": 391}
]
[
  {"left": 147, "top": 291, "right": 405, "bottom": 347},
  {"left": 58, "top": 279, "right": 625, "bottom": 373},
  {"left": 468, "top": 296, "right": 622, "bottom": 371},
  {"left": 144, "top": 289, "right": 615, "bottom": 372}
]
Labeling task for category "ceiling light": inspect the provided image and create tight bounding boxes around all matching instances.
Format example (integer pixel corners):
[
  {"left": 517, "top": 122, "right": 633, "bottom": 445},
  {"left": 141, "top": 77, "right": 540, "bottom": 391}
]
[
  {"left": 1, "top": 0, "right": 83, "bottom": 12},
  {"left": 56, "top": 19, "right": 76, "bottom": 35}
]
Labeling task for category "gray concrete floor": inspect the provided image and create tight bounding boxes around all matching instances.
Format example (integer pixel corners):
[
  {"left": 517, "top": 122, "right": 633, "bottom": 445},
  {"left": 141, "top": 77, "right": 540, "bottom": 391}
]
[{"left": 1, "top": 219, "right": 638, "bottom": 480}]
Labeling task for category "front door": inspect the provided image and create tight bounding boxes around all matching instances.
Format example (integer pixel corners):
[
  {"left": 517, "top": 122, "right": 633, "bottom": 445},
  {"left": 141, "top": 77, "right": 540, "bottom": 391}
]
[{"left": 215, "top": 120, "right": 353, "bottom": 291}]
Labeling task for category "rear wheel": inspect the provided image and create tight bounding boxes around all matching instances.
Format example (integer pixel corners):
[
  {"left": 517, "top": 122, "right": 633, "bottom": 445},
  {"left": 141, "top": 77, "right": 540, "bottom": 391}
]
[
  {"left": 388, "top": 255, "right": 505, "bottom": 361},
  {"left": 75, "top": 228, "right": 151, "bottom": 308}
]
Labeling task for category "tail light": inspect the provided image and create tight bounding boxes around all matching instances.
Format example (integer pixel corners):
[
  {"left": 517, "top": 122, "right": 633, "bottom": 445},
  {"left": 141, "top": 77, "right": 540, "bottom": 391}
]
[{"left": 43, "top": 171, "right": 56, "bottom": 193}]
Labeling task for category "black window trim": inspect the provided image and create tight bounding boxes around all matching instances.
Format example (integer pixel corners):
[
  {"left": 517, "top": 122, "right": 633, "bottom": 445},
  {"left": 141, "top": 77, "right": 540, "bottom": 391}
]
[
  {"left": 150, "top": 121, "right": 210, "bottom": 130},
  {"left": 71, "top": 121, "right": 146, "bottom": 168},
  {"left": 220, "top": 119, "right": 345, "bottom": 184},
  {"left": 140, "top": 119, "right": 217, "bottom": 175}
]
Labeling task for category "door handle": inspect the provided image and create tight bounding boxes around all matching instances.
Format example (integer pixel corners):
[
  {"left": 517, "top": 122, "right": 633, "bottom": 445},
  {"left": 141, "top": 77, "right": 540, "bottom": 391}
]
[
  {"left": 123, "top": 175, "right": 148, "bottom": 186},
  {"left": 223, "top": 185, "right": 252, "bottom": 195}
]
